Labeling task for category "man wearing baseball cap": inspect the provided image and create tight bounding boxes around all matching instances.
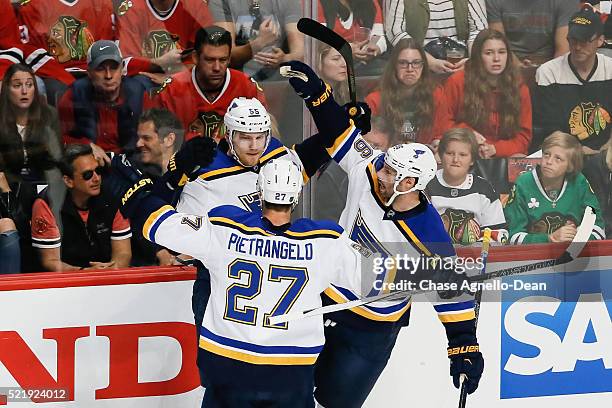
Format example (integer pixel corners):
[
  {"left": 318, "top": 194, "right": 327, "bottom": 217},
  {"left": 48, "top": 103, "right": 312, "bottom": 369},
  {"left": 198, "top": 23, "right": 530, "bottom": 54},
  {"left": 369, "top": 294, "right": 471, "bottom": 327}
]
[
  {"left": 58, "top": 40, "right": 154, "bottom": 165},
  {"left": 535, "top": 5, "right": 612, "bottom": 155}
]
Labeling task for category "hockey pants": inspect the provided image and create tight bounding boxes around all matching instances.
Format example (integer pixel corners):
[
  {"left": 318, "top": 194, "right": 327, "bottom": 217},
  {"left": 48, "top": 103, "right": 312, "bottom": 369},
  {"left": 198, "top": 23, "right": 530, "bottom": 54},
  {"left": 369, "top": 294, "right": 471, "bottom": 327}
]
[{"left": 314, "top": 321, "right": 401, "bottom": 407}]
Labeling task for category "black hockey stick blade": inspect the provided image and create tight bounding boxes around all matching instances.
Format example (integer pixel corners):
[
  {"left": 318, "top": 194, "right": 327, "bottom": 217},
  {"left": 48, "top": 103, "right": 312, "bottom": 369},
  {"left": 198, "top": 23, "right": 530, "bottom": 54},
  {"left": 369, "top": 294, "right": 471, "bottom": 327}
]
[
  {"left": 297, "top": 18, "right": 356, "bottom": 105},
  {"left": 269, "top": 207, "right": 595, "bottom": 325}
]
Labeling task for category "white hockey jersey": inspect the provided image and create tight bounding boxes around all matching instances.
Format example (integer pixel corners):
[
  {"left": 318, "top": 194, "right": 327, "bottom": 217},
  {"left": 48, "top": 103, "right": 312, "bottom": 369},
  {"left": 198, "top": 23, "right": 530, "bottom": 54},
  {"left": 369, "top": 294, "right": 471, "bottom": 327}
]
[
  {"left": 177, "top": 137, "right": 300, "bottom": 214},
  {"left": 323, "top": 125, "right": 476, "bottom": 329},
  {"left": 141, "top": 202, "right": 362, "bottom": 368}
]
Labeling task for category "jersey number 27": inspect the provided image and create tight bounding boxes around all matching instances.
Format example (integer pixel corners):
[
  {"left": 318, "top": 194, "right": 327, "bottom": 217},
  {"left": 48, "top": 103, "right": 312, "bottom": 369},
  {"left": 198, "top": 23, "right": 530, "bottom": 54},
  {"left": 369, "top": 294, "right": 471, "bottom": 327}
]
[{"left": 224, "top": 259, "right": 309, "bottom": 330}]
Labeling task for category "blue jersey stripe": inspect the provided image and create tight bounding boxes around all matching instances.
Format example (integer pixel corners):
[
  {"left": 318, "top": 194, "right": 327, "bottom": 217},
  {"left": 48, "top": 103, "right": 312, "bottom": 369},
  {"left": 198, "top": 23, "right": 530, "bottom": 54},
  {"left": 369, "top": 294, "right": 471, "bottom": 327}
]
[
  {"left": 434, "top": 300, "right": 475, "bottom": 312},
  {"left": 149, "top": 210, "right": 175, "bottom": 242}
]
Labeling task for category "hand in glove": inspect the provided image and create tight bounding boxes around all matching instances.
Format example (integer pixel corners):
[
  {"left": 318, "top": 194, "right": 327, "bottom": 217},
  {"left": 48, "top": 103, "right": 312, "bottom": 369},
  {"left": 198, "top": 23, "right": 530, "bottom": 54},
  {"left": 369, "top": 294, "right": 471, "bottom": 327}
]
[
  {"left": 343, "top": 101, "right": 371, "bottom": 134},
  {"left": 448, "top": 345, "right": 484, "bottom": 394},
  {"left": 166, "top": 136, "right": 217, "bottom": 188},
  {"left": 104, "top": 154, "right": 153, "bottom": 219},
  {"left": 280, "top": 60, "right": 329, "bottom": 102}
]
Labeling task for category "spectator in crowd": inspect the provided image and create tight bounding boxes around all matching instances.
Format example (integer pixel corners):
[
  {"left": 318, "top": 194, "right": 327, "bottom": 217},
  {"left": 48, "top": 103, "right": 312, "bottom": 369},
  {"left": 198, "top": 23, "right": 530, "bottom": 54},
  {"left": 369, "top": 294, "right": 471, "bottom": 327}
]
[
  {"left": 0, "top": 64, "right": 62, "bottom": 183},
  {"left": 130, "top": 108, "right": 184, "bottom": 266},
  {"left": 115, "top": 0, "right": 214, "bottom": 73},
  {"left": 0, "top": 172, "right": 20, "bottom": 274},
  {"left": 58, "top": 40, "right": 153, "bottom": 164},
  {"left": 384, "top": 0, "right": 488, "bottom": 73},
  {"left": 535, "top": 6, "right": 612, "bottom": 155},
  {"left": 426, "top": 128, "right": 508, "bottom": 246},
  {"left": 16, "top": 0, "right": 115, "bottom": 71},
  {"left": 365, "top": 38, "right": 451, "bottom": 146},
  {"left": 444, "top": 29, "right": 533, "bottom": 158},
  {"left": 317, "top": 42, "right": 351, "bottom": 105},
  {"left": 504, "top": 131, "right": 605, "bottom": 244},
  {"left": 0, "top": 63, "right": 64, "bottom": 272},
  {"left": 582, "top": 129, "right": 612, "bottom": 237},
  {"left": 209, "top": 0, "right": 304, "bottom": 80},
  {"left": 486, "top": 0, "right": 576, "bottom": 67},
  {"left": 317, "top": 0, "right": 387, "bottom": 72},
  {"left": 31, "top": 144, "right": 132, "bottom": 271},
  {"left": 147, "top": 26, "right": 267, "bottom": 141}
]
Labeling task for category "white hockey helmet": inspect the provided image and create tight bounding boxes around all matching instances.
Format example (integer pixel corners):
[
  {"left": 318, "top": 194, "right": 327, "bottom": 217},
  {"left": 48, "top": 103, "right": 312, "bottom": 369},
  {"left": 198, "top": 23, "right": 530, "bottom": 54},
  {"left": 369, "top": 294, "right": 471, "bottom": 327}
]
[
  {"left": 224, "top": 97, "right": 271, "bottom": 167},
  {"left": 257, "top": 159, "right": 303, "bottom": 209},
  {"left": 383, "top": 143, "right": 437, "bottom": 206}
]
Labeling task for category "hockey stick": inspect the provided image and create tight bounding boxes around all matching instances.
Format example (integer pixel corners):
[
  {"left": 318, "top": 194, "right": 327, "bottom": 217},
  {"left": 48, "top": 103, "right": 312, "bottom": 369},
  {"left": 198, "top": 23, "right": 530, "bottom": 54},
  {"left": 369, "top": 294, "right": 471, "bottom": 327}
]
[
  {"left": 296, "top": 18, "right": 357, "bottom": 110},
  {"left": 268, "top": 207, "right": 595, "bottom": 325},
  {"left": 457, "top": 228, "right": 491, "bottom": 408}
]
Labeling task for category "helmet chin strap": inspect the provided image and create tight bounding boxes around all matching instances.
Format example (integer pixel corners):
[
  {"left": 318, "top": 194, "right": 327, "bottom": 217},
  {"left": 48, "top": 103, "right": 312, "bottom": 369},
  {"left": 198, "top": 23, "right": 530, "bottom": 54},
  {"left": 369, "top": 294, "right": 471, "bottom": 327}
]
[{"left": 384, "top": 179, "right": 418, "bottom": 207}]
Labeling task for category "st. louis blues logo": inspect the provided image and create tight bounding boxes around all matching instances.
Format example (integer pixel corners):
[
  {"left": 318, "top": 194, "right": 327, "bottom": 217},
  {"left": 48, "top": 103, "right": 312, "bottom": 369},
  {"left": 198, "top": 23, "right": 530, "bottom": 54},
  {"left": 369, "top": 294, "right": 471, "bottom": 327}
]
[{"left": 413, "top": 149, "right": 426, "bottom": 159}]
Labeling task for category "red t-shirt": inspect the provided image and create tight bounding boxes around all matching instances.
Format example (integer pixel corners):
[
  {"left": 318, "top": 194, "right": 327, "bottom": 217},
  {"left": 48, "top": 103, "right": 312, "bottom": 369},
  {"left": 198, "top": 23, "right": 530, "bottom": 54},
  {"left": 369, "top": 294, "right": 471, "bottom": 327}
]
[
  {"left": 116, "top": 0, "right": 213, "bottom": 59},
  {"left": 146, "top": 67, "right": 267, "bottom": 140},
  {"left": 31, "top": 197, "right": 131, "bottom": 250},
  {"left": 17, "top": 0, "right": 115, "bottom": 71}
]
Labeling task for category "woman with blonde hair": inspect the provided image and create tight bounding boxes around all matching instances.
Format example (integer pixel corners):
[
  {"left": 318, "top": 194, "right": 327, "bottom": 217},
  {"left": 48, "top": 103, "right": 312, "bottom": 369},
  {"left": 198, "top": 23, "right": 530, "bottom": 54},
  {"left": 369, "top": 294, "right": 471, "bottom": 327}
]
[
  {"left": 504, "top": 131, "right": 605, "bottom": 244},
  {"left": 316, "top": 43, "right": 351, "bottom": 105},
  {"left": 427, "top": 128, "right": 507, "bottom": 245},
  {"left": 365, "top": 38, "right": 451, "bottom": 145},
  {"left": 444, "top": 29, "right": 532, "bottom": 158}
]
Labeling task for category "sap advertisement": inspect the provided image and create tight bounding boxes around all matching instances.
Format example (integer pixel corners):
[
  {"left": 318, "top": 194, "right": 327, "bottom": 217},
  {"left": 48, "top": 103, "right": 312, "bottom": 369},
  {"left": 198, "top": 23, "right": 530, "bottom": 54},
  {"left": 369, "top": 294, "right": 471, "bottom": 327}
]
[{"left": 368, "top": 244, "right": 612, "bottom": 407}]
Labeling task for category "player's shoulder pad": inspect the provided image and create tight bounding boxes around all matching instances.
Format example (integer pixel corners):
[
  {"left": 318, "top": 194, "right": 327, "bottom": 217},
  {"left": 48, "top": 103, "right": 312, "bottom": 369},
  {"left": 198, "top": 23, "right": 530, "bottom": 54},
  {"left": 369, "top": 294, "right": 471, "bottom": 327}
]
[
  {"left": 259, "top": 137, "right": 290, "bottom": 164},
  {"left": 285, "top": 218, "right": 344, "bottom": 240},
  {"left": 193, "top": 146, "right": 242, "bottom": 179},
  {"left": 208, "top": 204, "right": 251, "bottom": 220}
]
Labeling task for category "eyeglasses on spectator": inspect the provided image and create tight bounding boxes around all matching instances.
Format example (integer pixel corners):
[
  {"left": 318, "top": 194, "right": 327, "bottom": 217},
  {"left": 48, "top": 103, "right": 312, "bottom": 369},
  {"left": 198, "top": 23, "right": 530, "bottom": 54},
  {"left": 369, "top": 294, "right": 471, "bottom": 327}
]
[{"left": 397, "top": 59, "right": 424, "bottom": 69}]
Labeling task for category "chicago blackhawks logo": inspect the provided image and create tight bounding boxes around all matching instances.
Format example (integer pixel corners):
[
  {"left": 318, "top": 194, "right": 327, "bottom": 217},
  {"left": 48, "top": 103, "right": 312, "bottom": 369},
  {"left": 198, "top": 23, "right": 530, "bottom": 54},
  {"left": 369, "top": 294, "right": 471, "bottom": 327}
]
[
  {"left": 142, "top": 30, "right": 181, "bottom": 59},
  {"left": 48, "top": 15, "right": 94, "bottom": 63},
  {"left": 189, "top": 111, "right": 224, "bottom": 140},
  {"left": 441, "top": 209, "right": 481, "bottom": 245},
  {"left": 528, "top": 213, "right": 577, "bottom": 235},
  {"left": 569, "top": 102, "right": 611, "bottom": 141}
]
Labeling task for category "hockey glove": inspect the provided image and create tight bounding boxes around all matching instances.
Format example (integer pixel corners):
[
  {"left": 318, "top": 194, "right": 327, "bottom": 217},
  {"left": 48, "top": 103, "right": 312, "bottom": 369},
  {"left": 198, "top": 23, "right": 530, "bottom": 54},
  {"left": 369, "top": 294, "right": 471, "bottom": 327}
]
[
  {"left": 166, "top": 136, "right": 217, "bottom": 188},
  {"left": 343, "top": 101, "right": 371, "bottom": 134},
  {"left": 449, "top": 345, "right": 484, "bottom": 394},
  {"left": 433, "top": 269, "right": 473, "bottom": 300},
  {"left": 280, "top": 61, "right": 329, "bottom": 103},
  {"left": 105, "top": 154, "right": 153, "bottom": 219}
]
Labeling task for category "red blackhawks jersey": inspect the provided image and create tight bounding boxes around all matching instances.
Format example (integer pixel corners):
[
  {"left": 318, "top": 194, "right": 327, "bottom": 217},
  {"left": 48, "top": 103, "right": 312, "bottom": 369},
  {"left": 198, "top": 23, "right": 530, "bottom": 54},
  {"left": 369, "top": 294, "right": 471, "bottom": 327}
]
[
  {"left": 0, "top": 44, "right": 75, "bottom": 85},
  {"left": 147, "top": 67, "right": 267, "bottom": 140},
  {"left": 116, "top": 0, "right": 213, "bottom": 59},
  {"left": 17, "top": 0, "right": 115, "bottom": 71}
]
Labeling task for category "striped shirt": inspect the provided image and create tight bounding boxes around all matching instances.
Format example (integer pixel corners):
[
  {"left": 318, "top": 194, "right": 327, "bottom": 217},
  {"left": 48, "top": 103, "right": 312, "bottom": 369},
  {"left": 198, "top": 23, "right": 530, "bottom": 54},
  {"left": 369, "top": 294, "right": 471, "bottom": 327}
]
[{"left": 384, "top": 0, "right": 488, "bottom": 46}]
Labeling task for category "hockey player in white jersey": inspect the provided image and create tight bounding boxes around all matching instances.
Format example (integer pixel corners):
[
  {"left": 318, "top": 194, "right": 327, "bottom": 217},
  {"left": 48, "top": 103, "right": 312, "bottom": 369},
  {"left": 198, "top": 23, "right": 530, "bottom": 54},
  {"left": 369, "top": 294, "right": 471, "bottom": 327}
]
[
  {"left": 156, "top": 96, "right": 332, "bottom": 388},
  {"left": 280, "top": 61, "right": 484, "bottom": 407},
  {"left": 109, "top": 157, "right": 366, "bottom": 407}
]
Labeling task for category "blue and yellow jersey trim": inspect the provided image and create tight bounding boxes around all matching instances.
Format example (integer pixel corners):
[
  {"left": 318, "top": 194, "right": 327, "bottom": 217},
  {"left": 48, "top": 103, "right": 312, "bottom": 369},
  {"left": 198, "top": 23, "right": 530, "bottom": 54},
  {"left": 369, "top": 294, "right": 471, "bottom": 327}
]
[
  {"left": 324, "top": 285, "right": 412, "bottom": 322},
  {"left": 142, "top": 205, "right": 176, "bottom": 243},
  {"left": 199, "top": 327, "right": 322, "bottom": 365},
  {"left": 197, "top": 139, "right": 288, "bottom": 181},
  {"left": 210, "top": 216, "right": 274, "bottom": 236},
  {"left": 434, "top": 300, "right": 476, "bottom": 323},
  {"left": 326, "top": 125, "right": 360, "bottom": 162}
]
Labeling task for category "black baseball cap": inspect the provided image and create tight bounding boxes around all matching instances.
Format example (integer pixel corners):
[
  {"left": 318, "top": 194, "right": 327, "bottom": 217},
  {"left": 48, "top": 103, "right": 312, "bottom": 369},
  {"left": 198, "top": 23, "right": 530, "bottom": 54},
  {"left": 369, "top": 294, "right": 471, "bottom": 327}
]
[{"left": 568, "top": 7, "right": 604, "bottom": 41}]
